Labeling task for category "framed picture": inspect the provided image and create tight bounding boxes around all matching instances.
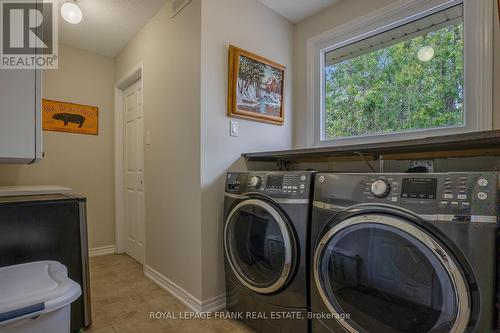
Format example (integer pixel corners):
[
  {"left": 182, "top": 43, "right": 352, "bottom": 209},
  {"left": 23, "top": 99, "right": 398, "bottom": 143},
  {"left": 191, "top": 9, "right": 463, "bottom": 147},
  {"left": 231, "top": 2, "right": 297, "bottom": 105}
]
[
  {"left": 42, "top": 99, "right": 99, "bottom": 135},
  {"left": 228, "top": 45, "right": 286, "bottom": 125}
]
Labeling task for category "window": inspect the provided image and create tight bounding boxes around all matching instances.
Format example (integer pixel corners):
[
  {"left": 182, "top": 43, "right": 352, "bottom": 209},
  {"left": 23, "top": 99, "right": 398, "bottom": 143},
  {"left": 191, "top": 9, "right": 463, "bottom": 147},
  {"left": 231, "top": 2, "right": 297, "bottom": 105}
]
[
  {"left": 325, "top": 7, "right": 464, "bottom": 139},
  {"left": 307, "top": 0, "right": 493, "bottom": 147}
]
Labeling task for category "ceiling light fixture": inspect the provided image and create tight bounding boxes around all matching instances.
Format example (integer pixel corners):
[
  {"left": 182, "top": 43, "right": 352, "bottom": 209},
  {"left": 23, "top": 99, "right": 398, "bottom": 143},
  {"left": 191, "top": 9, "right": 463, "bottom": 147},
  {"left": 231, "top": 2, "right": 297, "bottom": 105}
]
[
  {"left": 417, "top": 46, "right": 435, "bottom": 62},
  {"left": 61, "top": 0, "right": 83, "bottom": 25}
]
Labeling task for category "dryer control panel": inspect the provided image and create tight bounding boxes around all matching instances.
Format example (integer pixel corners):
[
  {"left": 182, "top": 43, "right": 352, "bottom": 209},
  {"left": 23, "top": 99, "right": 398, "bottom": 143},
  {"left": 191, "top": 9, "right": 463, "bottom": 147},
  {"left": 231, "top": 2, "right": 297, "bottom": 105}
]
[
  {"left": 226, "top": 172, "right": 314, "bottom": 199},
  {"left": 315, "top": 172, "right": 499, "bottom": 223}
]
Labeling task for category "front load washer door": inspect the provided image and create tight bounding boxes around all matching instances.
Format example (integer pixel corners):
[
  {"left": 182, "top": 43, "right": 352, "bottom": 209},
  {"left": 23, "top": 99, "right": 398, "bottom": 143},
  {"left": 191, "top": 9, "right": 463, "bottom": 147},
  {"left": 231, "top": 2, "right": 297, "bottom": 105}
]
[
  {"left": 314, "top": 214, "right": 470, "bottom": 333},
  {"left": 224, "top": 199, "right": 296, "bottom": 294}
]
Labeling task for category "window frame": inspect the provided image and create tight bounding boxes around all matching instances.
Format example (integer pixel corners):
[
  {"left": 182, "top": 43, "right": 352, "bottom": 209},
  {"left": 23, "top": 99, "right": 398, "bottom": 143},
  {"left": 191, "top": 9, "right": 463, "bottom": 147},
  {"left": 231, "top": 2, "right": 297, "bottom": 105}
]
[{"left": 306, "top": 0, "right": 493, "bottom": 147}]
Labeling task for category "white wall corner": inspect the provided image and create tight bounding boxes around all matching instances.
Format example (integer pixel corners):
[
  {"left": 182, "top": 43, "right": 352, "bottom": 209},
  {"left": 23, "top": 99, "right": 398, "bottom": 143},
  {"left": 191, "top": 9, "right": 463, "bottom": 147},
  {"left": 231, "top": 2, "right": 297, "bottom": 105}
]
[{"left": 306, "top": 38, "right": 317, "bottom": 148}]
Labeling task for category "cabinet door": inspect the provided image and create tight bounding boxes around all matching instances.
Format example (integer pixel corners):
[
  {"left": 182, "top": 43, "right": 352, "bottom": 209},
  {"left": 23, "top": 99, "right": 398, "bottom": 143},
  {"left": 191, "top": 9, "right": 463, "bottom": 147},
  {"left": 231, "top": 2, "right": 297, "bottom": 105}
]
[
  {"left": 0, "top": 0, "right": 42, "bottom": 164},
  {"left": 0, "top": 69, "right": 42, "bottom": 164}
]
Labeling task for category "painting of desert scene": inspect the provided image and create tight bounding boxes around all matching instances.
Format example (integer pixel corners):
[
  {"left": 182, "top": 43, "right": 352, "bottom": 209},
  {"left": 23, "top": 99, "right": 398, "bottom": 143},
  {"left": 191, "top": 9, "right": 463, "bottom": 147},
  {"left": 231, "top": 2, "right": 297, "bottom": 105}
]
[{"left": 236, "top": 55, "right": 284, "bottom": 118}]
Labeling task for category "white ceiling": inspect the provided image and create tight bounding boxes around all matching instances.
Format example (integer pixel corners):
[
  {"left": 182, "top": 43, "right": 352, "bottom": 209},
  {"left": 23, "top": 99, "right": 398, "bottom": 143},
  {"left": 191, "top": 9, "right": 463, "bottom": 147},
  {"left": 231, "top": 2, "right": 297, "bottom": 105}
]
[
  {"left": 58, "top": 0, "right": 168, "bottom": 57},
  {"left": 58, "top": 0, "right": 339, "bottom": 57},
  {"left": 256, "top": 0, "right": 340, "bottom": 23}
]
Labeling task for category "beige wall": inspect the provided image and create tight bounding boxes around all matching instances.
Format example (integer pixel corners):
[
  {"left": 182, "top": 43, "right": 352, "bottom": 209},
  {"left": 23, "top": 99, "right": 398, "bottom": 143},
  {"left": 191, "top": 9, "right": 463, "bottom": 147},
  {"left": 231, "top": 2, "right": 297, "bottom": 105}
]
[
  {"left": 0, "top": 44, "right": 115, "bottom": 249},
  {"left": 293, "top": 0, "right": 500, "bottom": 147},
  {"left": 114, "top": 0, "right": 203, "bottom": 299},
  {"left": 494, "top": 0, "right": 500, "bottom": 129},
  {"left": 200, "top": 0, "right": 294, "bottom": 300}
]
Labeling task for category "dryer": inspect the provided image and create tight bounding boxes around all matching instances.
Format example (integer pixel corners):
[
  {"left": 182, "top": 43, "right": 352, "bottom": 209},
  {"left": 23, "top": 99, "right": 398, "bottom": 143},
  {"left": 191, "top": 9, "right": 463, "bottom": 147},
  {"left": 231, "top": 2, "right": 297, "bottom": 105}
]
[
  {"left": 224, "top": 171, "right": 315, "bottom": 333},
  {"left": 311, "top": 173, "right": 498, "bottom": 333}
]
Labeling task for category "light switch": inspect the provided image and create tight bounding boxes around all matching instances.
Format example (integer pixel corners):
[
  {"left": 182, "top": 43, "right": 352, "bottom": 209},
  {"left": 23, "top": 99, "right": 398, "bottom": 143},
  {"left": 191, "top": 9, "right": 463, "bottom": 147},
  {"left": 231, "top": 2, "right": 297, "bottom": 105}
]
[{"left": 230, "top": 120, "right": 239, "bottom": 137}]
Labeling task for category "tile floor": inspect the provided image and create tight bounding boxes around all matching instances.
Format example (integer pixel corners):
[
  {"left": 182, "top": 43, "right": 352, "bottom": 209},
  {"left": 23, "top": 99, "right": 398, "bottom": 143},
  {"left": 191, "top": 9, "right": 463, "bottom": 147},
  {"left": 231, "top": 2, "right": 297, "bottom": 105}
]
[{"left": 86, "top": 255, "right": 253, "bottom": 333}]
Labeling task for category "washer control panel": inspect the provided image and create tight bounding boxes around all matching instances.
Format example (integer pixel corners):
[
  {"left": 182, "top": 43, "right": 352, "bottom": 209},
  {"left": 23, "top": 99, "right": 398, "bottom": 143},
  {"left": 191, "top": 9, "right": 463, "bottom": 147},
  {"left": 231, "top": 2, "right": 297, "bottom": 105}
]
[
  {"left": 435, "top": 175, "right": 496, "bottom": 216},
  {"left": 316, "top": 173, "right": 498, "bottom": 223},
  {"left": 226, "top": 172, "right": 314, "bottom": 198}
]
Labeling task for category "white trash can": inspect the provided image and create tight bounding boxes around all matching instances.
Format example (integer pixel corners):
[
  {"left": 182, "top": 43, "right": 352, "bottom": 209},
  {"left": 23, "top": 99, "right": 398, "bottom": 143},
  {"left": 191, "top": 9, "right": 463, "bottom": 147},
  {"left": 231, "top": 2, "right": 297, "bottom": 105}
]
[{"left": 0, "top": 261, "right": 82, "bottom": 333}]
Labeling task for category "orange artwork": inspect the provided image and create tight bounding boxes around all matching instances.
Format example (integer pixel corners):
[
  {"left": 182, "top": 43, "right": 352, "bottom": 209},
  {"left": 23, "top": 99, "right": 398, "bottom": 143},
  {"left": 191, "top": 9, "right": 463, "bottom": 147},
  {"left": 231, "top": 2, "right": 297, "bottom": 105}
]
[{"left": 42, "top": 99, "right": 99, "bottom": 135}]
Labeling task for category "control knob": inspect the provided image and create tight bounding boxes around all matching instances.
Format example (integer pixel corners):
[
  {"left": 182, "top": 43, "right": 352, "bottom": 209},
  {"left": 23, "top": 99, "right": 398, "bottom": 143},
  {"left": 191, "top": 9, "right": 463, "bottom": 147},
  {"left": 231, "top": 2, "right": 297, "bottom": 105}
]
[
  {"left": 249, "top": 176, "right": 262, "bottom": 188},
  {"left": 477, "top": 192, "right": 488, "bottom": 201},
  {"left": 371, "top": 180, "right": 391, "bottom": 198},
  {"left": 477, "top": 178, "right": 489, "bottom": 187}
]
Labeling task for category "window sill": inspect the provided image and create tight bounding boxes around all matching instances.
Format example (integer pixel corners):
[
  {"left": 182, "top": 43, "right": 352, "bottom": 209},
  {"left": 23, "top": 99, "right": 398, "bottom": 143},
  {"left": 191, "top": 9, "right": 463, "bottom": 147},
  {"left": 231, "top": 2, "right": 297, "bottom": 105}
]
[{"left": 243, "top": 130, "right": 500, "bottom": 162}]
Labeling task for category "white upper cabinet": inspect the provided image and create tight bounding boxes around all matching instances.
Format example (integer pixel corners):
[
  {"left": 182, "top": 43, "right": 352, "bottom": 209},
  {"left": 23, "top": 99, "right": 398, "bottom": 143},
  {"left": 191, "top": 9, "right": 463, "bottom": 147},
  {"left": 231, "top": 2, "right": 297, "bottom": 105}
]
[{"left": 0, "top": 68, "right": 42, "bottom": 164}]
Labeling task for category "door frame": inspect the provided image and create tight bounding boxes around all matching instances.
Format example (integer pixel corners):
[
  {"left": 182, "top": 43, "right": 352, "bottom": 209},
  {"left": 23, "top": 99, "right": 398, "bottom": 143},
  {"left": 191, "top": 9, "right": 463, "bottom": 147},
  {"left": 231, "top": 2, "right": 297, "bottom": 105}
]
[{"left": 114, "top": 61, "right": 144, "bottom": 256}]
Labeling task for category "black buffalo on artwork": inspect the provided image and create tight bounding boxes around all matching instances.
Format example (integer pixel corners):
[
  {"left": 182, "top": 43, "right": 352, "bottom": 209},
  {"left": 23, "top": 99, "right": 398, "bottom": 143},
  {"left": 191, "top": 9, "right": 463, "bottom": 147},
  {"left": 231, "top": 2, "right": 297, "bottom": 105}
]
[{"left": 52, "top": 113, "right": 86, "bottom": 128}]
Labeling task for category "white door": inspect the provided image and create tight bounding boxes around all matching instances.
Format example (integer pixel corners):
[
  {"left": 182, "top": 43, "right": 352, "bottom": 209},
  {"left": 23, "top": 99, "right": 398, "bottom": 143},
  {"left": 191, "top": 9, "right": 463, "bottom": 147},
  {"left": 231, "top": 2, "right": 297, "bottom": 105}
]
[{"left": 124, "top": 79, "right": 145, "bottom": 263}]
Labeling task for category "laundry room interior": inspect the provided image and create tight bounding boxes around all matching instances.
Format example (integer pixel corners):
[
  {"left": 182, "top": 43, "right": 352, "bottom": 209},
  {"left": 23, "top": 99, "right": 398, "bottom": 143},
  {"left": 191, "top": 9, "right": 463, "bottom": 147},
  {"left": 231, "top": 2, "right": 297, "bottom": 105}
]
[{"left": 0, "top": 0, "right": 499, "bottom": 333}]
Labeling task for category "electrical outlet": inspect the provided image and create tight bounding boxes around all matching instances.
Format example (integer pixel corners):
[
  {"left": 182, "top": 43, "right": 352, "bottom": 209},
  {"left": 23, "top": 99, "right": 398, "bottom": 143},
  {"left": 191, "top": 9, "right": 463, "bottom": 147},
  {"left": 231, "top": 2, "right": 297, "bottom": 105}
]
[
  {"left": 411, "top": 160, "right": 434, "bottom": 172},
  {"left": 230, "top": 120, "right": 239, "bottom": 137}
]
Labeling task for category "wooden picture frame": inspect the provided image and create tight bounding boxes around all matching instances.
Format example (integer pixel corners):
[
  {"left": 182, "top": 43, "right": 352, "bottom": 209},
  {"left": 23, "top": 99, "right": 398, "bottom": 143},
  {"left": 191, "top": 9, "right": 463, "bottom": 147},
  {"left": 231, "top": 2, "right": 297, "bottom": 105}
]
[
  {"left": 498, "top": 0, "right": 500, "bottom": 27},
  {"left": 228, "top": 45, "right": 286, "bottom": 125}
]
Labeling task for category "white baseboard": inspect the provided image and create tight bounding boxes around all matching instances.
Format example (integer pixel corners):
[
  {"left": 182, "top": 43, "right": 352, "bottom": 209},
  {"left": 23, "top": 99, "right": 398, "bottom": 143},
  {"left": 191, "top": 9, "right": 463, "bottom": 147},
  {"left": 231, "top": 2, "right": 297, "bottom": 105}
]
[
  {"left": 89, "top": 245, "right": 115, "bottom": 257},
  {"left": 200, "top": 293, "right": 227, "bottom": 313},
  {"left": 144, "top": 265, "right": 226, "bottom": 313}
]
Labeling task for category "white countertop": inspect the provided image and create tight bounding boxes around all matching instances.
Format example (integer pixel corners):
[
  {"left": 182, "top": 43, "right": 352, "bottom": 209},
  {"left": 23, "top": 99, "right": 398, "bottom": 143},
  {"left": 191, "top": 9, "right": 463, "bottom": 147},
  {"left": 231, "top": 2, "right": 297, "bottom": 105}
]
[{"left": 0, "top": 185, "right": 73, "bottom": 197}]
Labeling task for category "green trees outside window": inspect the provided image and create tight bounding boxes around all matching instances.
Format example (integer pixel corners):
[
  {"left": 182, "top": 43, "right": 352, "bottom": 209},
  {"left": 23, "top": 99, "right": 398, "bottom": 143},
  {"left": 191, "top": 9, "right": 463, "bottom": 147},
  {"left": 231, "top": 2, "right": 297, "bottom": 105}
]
[{"left": 325, "top": 22, "right": 464, "bottom": 139}]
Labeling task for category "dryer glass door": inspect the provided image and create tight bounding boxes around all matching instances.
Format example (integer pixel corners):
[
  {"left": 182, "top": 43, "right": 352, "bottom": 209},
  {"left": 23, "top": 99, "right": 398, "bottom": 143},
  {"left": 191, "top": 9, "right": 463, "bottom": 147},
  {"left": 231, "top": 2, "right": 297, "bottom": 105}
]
[
  {"left": 314, "top": 214, "right": 470, "bottom": 333},
  {"left": 225, "top": 199, "right": 295, "bottom": 294}
]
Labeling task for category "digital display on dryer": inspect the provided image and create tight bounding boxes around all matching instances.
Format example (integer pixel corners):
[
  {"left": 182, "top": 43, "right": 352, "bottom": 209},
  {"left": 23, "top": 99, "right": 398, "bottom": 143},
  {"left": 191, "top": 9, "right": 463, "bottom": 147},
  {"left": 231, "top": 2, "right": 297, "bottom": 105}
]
[
  {"left": 266, "top": 176, "right": 283, "bottom": 189},
  {"left": 401, "top": 178, "right": 437, "bottom": 200}
]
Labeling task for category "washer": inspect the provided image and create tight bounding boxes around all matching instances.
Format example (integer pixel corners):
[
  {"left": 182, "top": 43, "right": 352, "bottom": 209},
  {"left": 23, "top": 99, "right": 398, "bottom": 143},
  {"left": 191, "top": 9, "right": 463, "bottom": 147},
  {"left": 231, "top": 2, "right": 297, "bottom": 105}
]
[
  {"left": 224, "top": 171, "right": 315, "bottom": 333},
  {"left": 311, "top": 173, "right": 498, "bottom": 333}
]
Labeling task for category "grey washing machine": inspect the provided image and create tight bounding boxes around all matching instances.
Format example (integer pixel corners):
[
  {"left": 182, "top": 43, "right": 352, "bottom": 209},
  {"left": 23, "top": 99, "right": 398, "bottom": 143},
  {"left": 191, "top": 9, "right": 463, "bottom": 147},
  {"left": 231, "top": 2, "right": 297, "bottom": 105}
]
[
  {"left": 224, "top": 171, "right": 315, "bottom": 333},
  {"left": 311, "top": 173, "right": 498, "bottom": 333}
]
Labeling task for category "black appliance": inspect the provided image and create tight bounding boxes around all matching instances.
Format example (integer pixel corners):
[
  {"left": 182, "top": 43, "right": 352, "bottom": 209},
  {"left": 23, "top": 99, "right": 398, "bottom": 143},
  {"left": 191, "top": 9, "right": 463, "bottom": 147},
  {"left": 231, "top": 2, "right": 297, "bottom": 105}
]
[
  {"left": 224, "top": 171, "right": 315, "bottom": 333},
  {"left": 311, "top": 173, "right": 498, "bottom": 333},
  {"left": 0, "top": 193, "right": 91, "bottom": 332}
]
